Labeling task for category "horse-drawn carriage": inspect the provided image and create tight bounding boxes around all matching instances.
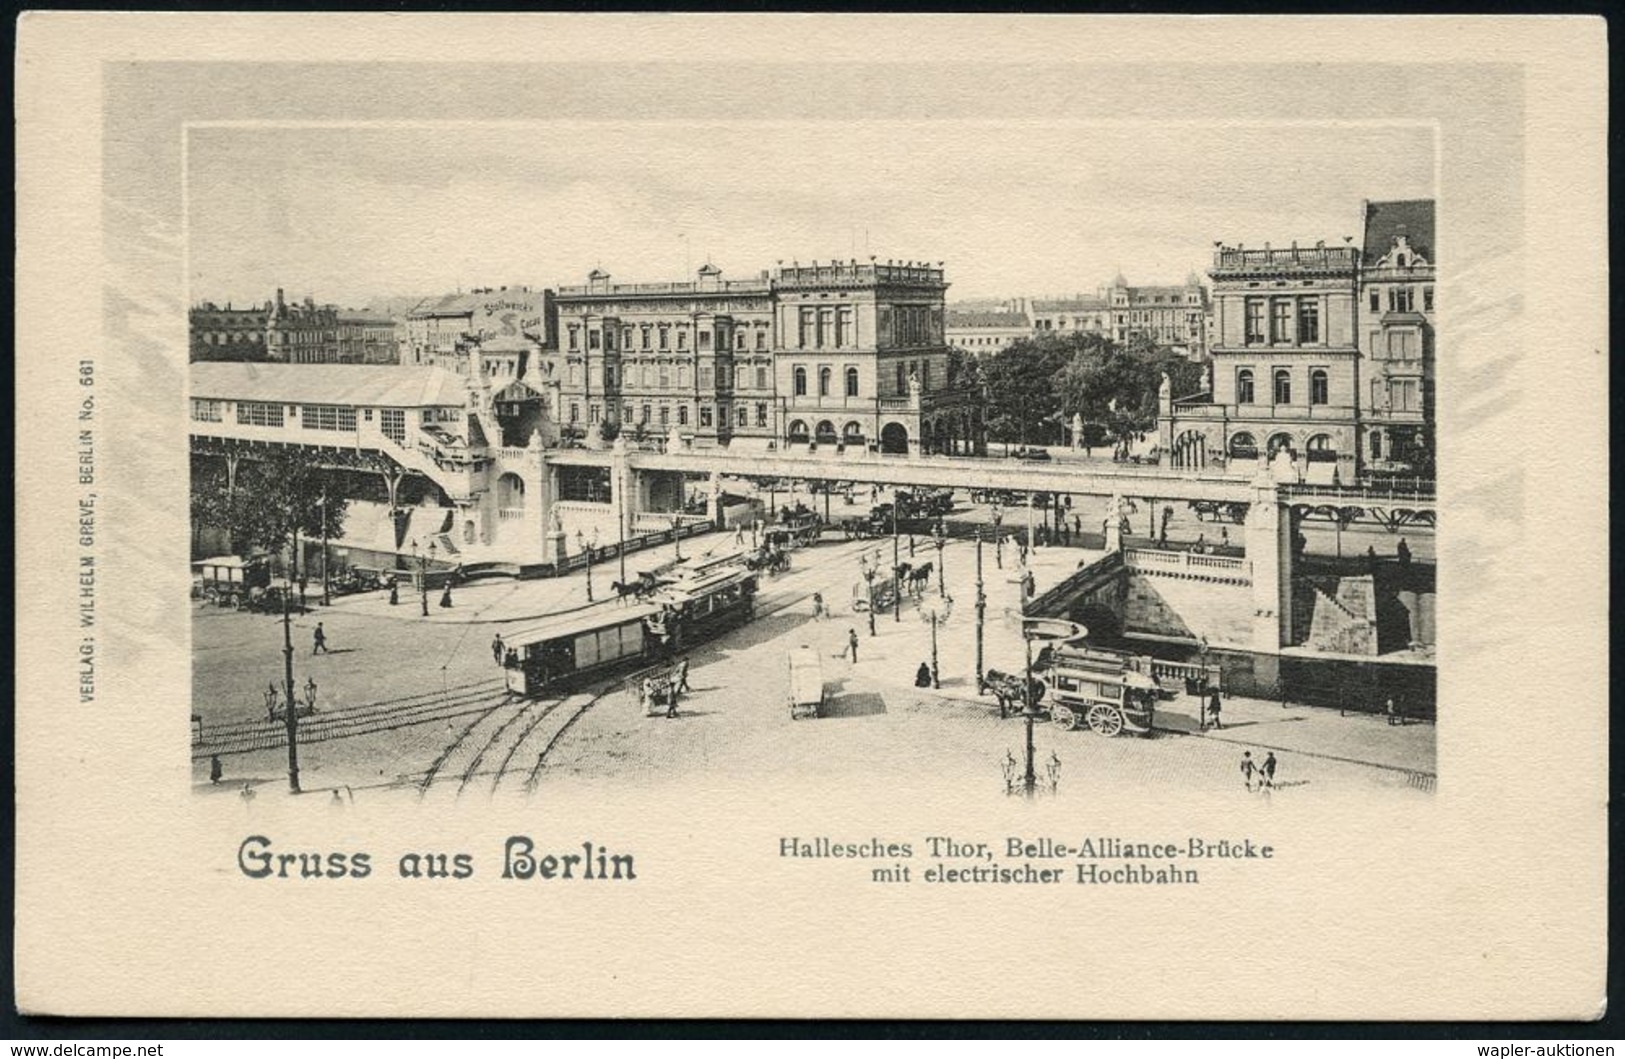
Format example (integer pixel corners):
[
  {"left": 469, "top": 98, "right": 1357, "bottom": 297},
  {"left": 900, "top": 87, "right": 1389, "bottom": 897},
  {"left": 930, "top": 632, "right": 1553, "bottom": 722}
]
[{"left": 191, "top": 555, "right": 271, "bottom": 608}]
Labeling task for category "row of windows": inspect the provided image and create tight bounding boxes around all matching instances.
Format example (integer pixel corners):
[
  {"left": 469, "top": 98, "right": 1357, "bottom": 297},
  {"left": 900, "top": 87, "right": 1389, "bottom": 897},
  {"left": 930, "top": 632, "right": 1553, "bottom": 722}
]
[
  {"left": 566, "top": 402, "right": 770, "bottom": 430},
  {"left": 566, "top": 361, "right": 774, "bottom": 391},
  {"left": 1370, "top": 329, "right": 1422, "bottom": 359},
  {"left": 796, "top": 306, "right": 857, "bottom": 350},
  {"left": 196, "top": 331, "right": 264, "bottom": 345},
  {"left": 1369, "top": 286, "right": 1434, "bottom": 313},
  {"left": 792, "top": 365, "right": 863, "bottom": 399},
  {"left": 1372, "top": 378, "right": 1421, "bottom": 412},
  {"left": 1225, "top": 432, "right": 1337, "bottom": 459},
  {"left": 1243, "top": 296, "right": 1320, "bottom": 345},
  {"left": 567, "top": 323, "right": 771, "bottom": 353},
  {"left": 1235, "top": 368, "right": 1331, "bottom": 406},
  {"left": 301, "top": 404, "right": 358, "bottom": 432}
]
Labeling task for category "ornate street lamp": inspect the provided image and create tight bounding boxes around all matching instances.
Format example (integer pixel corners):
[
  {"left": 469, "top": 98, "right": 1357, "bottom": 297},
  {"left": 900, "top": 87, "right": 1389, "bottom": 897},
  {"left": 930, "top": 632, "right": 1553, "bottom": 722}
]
[
  {"left": 932, "top": 517, "right": 948, "bottom": 594},
  {"left": 577, "top": 529, "right": 594, "bottom": 602},
  {"left": 859, "top": 553, "right": 877, "bottom": 638},
  {"left": 318, "top": 489, "right": 331, "bottom": 607},
  {"left": 410, "top": 538, "right": 436, "bottom": 617},
  {"left": 974, "top": 529, "right": 986, "bottom": 692},
  {"left": 917, "top": 592, "right": 954, "bottom": 689},
  {"left": 892, "top": 494, "right": 901, "bottom": 623}
]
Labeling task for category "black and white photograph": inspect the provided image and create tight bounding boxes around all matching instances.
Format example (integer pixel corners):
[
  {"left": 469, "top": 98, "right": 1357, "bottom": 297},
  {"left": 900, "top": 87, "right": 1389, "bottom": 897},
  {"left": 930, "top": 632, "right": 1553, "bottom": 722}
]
[{"left": 14, "top": 14, "right": 1607, "bottom": 1024}]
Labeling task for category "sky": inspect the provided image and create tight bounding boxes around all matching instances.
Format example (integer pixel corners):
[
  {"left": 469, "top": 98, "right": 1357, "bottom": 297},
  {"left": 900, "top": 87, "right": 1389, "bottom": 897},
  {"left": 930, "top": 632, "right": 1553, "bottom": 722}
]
[{"left": 187, "top": 121, "right": 1435, "bottom": 307}]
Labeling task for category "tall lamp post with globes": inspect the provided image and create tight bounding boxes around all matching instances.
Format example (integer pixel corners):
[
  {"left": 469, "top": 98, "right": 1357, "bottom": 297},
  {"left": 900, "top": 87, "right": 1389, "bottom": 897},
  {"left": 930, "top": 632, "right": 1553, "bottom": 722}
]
[
  {"left": 932, "top": 517, "right": 948, "bottom": 594},
  {"left": 859, "top": 552, "right": 878, "bottom": 638},
  {"left": 918, "top": 592, "right": 954, "bottom": 690},
  {"left": 410, "top": 537, "right": 437, "bottom": 618}
]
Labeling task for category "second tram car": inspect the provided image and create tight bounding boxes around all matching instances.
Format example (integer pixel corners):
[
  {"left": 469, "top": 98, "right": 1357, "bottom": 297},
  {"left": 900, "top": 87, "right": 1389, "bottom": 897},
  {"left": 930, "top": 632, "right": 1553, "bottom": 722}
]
[{"left": 502, "top": 564, "right": 758, "bottom": 697}]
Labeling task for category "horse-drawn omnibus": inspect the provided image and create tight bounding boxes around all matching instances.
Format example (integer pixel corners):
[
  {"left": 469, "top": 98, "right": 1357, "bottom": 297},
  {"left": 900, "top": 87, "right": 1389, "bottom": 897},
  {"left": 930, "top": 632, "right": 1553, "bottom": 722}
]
[{"left": 503, "top": 564, "right": 758, "bottom": 697}]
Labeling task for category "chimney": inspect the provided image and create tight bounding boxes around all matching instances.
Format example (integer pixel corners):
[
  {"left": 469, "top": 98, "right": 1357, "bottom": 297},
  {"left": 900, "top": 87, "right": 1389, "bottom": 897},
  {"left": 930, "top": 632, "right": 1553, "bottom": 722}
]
[{"left": 275, "top": 287, "right": 285, "bottom": 310}]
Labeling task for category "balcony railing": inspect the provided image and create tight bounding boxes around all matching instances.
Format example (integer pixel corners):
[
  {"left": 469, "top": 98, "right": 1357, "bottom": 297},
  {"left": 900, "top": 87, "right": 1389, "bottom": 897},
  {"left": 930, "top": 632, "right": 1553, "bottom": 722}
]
[
  {"left": 1169, "top": 400, "right": 1357, "bottom": 420},
  {"left": 1211, "top": 245, "right": 1359, "bottom": 274}
]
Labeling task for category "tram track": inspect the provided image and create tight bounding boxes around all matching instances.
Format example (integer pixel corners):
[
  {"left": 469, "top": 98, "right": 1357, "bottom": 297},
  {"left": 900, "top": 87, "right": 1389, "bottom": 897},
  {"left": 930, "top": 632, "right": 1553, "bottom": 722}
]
[{"left": 194, "top": 678, "right": 511, "bottom": 759}]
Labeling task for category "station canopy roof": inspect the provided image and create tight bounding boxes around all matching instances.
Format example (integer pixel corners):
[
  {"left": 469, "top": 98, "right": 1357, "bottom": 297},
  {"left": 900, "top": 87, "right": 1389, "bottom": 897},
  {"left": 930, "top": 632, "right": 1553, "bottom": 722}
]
[{"left": 191, "top": 362, "right": 469, "bottom": 408}]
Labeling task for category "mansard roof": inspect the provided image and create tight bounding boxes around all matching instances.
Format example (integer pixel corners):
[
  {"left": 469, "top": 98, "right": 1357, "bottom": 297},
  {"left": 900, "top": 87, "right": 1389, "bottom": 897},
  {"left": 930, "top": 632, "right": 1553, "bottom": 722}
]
[{"left": 1362, "top": 199, "right": 1435, "bottom": 265}]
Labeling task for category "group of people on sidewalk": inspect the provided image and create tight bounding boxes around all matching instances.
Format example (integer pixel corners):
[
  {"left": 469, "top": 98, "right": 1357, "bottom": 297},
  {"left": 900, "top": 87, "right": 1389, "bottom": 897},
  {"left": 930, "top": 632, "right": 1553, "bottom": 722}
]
[{"left": 1239, "top": 750, "right": 1278, "bottom": 792}]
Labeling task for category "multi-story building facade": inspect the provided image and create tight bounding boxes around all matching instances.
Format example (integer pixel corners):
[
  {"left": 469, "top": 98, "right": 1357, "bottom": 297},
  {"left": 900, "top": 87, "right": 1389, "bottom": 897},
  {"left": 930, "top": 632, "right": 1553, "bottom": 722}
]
[
  {"left": 1105, "top": 272, "right": 1210, "bottom": 357},
  {"left": 1028, "top": 296, "right": 1110, "bottom": 337},
  {"left": 1159, "top": 240, "right": 1362, "bottom": 482},
  {"left": 1158, "top": 198, "right": 1436, "bottom": 482},
  {"left": 336, "top": 313, "right": 401, "bottom": 364},
  {"left": 555, "top": 264, "right": 778, "bottom": 445},
  {"left": 555, "top": 260, "right": 976, "bottom": 457},
  {"left": 189, "top": 301, "right": 273, "bottom": 362},
  {"left": 946, "top": 309, "right": 1031, "bottom": 357},
  {"left": 1357, "top": 200, "right": 1435, "bottom": 476},
  {"left": 773, "top": 260, "right": 958, "bottom": 455},
  {"left": 403, "top": 287, "right": 555, "bottom": 371},
  {"left": 267, "top": 289, "right": 342, "bottom": 364}
]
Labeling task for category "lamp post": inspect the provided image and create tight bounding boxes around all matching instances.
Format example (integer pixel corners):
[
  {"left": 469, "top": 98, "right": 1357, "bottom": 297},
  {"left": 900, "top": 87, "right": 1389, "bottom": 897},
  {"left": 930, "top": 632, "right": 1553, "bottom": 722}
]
[
  {"left": 1021, "top": 624, "right": 1039, "bottom": 799},
  {"left": 410, "top": 538, "right": 436, "bottom": 617},
  {"left": 932, "top": 518, "right": 948, "bottom": 594},
  {"left": 892, "top": 495, "right": 901, "bottom": 623},
  {"left": 280, "top": 535, "right": 301, "bottom": 794},
  {"left": 672, "top": 514, "right": 683, "bottom": 561},
  {"left": 859, "top": 553, "right": 877, "bottom": 638},
  {"left": 617, "top": 478, "right": 627, "bottom": 587},
  {"left": 318, "top": 489, "right": 331, "bottom": 607},
  {"left": 992, "top": 505, "right": 1004, "bottom": 570},
  {"left": 974, "top": 529, "right": 986, "bottom": 692},
  {"left": 578, "top": 529, "right": 594, "bottom": 602},
  {"left": 918, "top": 592, "right": 954, "bottom": 689}
]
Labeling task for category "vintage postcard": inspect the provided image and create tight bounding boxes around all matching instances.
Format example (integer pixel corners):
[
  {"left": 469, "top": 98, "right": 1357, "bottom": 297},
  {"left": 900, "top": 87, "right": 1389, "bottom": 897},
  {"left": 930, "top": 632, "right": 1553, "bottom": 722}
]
[{"left": 14, "top": 14, "right": 1607, "bottom": 1020}]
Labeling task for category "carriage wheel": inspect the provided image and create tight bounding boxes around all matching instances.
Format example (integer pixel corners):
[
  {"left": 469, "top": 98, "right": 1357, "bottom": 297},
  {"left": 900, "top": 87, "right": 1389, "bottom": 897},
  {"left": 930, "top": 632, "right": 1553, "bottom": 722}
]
[
  {"left": 203, "top": 589, "right": 219, "bottom": 605},
  {"left": 1086, "top": 704, "right": 1125, "bottom": 737},
  {"left": 1052, "top": 705, "right": 1079, "bottom": 731},
  {"left": 229, "top": 593, "right": 244, "bottom": 610}
]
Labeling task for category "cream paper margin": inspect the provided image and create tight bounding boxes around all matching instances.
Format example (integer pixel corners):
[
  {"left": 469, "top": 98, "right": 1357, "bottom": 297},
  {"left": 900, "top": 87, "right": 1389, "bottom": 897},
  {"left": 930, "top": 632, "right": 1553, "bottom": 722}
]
[{"left": 13, "top": 15, "right": 1607, "bottom": 1020}]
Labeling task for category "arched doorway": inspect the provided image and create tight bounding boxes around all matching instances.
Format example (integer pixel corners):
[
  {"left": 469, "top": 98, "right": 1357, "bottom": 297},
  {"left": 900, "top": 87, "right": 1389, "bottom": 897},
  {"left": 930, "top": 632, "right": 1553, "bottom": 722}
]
[
  {"left": 496, "top": 473, "right": 526, "bottom": 519},
  {"left": 814, "top": 420, "right": 838, "bottom": 446},
  {"left": 842, "top": 421, "right": 865, "bottom": 447},
  {"left": 880, "top": 422, "right": 910, "bottom": 455},
  {"left": 787, "top": 420, "right": 810, "bottom": 444},
  {"left": 1306, "top": 433, "right": 1336, "bottom": 461}
]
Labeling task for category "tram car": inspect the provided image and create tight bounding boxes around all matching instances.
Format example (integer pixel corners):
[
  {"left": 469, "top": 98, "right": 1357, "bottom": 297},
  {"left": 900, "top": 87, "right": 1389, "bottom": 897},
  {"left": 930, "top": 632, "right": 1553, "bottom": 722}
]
[{"left": 502, "top": 564, "right": 758, "bottom": 697}]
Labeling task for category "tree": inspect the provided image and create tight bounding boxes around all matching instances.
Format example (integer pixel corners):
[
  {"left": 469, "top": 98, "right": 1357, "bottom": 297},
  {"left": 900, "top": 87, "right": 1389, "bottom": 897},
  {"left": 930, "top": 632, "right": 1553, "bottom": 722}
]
[
  {"left": 230, "top": 452, "right": 350, "bottom": 576},
  {"left": 982, "top": 337, "right": 1069, "bottom": 449}
]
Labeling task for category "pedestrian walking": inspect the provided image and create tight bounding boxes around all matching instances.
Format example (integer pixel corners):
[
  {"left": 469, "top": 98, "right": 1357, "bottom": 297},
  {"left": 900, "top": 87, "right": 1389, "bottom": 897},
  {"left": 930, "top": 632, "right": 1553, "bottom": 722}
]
[
  {"left": 388, "top": 579, "right": 400, "bottom": 606},
  {"left": 811, "top": 592, "right": 825, "bottom": 620},
  {"left": 638, "top": 678, "right": 652, "bottom": 715},
  {"left": 304, "top": 676, "right": 318, "bottom": 711},
  {"left": 1239, "top": 751, "right": 1256, "bottom": 791},
  {"left": 915, "top": 662, "right": 932, "bottom": 688},
  {"left": 1206, "top": 688, "right": 1223, "bottom": 729},
  {"left": 1220, "top": 526, "right": 1230, "bottom": 549},
  {"left": 312, "top": 622, "right": 328, "bottom": 655},
  {"left": 1385, "top": 696, "right": 1399, "bottom": 726},
  {"left": 675, "top": 656, "right": 691, "bottom": 694},
  {"left": 264, "top": 681, "right": 279, "bottom": 721},
  {"left": 1261, "top": 751, "right": 1278, "bottom": 789},
  {"left": 845, "top": 628, "right": 860, "bottom": 663},
  {"left": 1396, "top": 538, "right": 1412, "bottom": 566},
  {"left": 439, "top": 583, "right": 454, "bottom": 608},
  {"left": 665, "top": 682, "right": 679, "bottom": 719},
  {"left": 492, "top": 634, "right": 505, "bottom": 666},
  {"left": 209, "top": 754, "right": 224, "bottom": 785}
]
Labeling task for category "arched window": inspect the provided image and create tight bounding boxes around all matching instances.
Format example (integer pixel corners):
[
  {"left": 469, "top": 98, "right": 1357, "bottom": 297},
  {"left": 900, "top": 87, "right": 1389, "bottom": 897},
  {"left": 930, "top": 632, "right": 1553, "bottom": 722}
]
[
  {"left": 842, "top": 421, "right": 864, "bottom": 443},
  {"left": 787, "top": 420, "right": 810, "bottom": 444},
  {"left": 845, "top": 367, "right": 859, "bottom": 398},
  {"left": 818, "top": 367, "right": 832, "bottom": 397},
  {"left": 1306, "top": 434, "right": 1336, "bottom": 463},
  {"left": 814, "top": 420, "right": 838, "bottom": 445},
  {"left": 793, "top": 367, "right": 807, "bottom": 397},
  {"left": 1236, "top": 369, "right": 1255, "bottom": 404},
  {"left": 1310, "top": 369, "right": 1329, "bottom": 405},
  {"left": 1229, "top": 432, "right": 1258, "bottom": 459},
  {"left": 1267, "top": 433, "right": 1295, "bottom": 458},
  {"left": 1273, "top": 369, "right": 1292, "bottom": 405}
]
